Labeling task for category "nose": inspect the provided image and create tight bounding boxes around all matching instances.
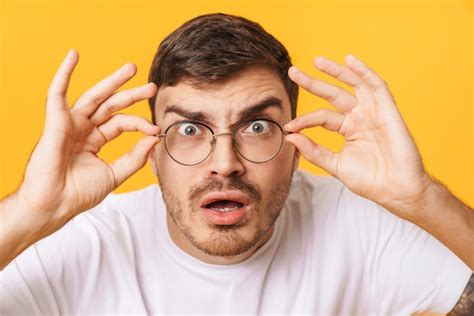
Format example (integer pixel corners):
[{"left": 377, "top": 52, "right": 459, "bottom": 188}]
[{"left": 206, "top": 133, "right": 245, "bottom": 178}]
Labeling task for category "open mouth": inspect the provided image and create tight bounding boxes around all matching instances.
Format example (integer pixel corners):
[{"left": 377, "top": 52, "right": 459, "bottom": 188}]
[
  {"left": 204, "top": 200, "right": 244, "bottom": 212},
  {"left": 199, "top": 192, "right": 251, "bottom": 225}
]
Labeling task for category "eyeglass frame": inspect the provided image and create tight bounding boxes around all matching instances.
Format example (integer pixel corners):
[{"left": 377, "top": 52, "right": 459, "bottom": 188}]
[{"left": 156, "top": 118, "right": 293, "bottom": 166}]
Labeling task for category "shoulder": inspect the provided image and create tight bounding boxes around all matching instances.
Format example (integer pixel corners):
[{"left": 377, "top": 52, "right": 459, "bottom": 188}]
[
  {"left": 93, "top": 183, "right": 161, "bottom": 218},
  {"left": 283, "top": 170, "right": 377, "bottom": 253},
  {"left": 26, "top": 184, "right": 163, "bottom": 261},
  {"left": 287, "top": 169, "right": 376, "bottom": 217},
  {"left": 285, "top": 170, "right": 428, "bottom": 253}
]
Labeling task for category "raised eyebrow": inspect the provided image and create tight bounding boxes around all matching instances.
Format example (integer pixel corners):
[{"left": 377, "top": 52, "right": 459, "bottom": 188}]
[
  {"left": 162, "top": 96, "right": 284, "bottom": 125},
  {"left": 237, "top": 96, "right": 284, "bottom": 121},
  {"left": 162, "top": 105, "right": 214, "bottom": 125}
]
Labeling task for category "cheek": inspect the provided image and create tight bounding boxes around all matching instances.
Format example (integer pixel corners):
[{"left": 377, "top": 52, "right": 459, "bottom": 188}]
[
  {"left": 155, "top": 145, "right": 191, "bottom": 201},
  {"left": 271, "top": 141, "right": 296, "bottom": 174},
  {"left": 245, "top": 142, "right": 295, "bottom": 194}
]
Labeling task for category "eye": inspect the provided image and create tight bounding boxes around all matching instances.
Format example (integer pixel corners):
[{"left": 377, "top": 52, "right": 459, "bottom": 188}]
[
  {"left": 176, "top": 122, "right": 203, "bottom": 136},
  {"left": 242, "top": 120, "right": 271, "bottom": 134}
]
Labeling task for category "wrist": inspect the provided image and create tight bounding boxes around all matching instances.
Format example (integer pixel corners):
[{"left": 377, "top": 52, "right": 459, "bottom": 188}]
[
  {"left": 380, "top": 172, "right": 437, "bottom": 223},
  {"left": 406, "top": 176, "right": 439, "bottom": 222},
  {"left": 0, "top": 191, "right": 59, "bottom": 270}
]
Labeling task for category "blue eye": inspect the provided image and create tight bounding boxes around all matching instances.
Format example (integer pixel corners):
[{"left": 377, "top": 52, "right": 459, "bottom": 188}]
[
  {"left": 177, "top": 123, "right": 202, "bottom": 136},
  {"left": 243, "top": 120, "right": 271, "bottom": 134}
]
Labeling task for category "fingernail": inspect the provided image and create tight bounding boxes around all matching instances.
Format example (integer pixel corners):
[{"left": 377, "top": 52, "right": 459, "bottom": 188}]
[
  {"left": 346, "top": 54, "right": 362, "bottom": 65},
  {"left": 65, "top": 49, "right": 77, "bottom": 60},
  {"left": 284, "top": 133, "right": 295, "bottom": 143},
  {"left": 289, "top": 66, "right": 300, "bottom": 74},
  {"left": 314, "top": 56, "right": 325, "bottom": 67},
  {"left": 121, "top": 62, "right": 136, "bottom": 73},
  {"left": 284, "top": 126, "right": 296, "bottom": 133}
]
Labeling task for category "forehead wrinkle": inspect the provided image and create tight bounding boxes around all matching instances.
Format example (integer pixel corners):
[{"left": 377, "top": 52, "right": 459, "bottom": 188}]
[{"left": 157, "top": 67, "right": 290, "bottom": 126}]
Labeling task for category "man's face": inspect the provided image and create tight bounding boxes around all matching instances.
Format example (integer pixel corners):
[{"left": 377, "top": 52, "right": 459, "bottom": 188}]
[{"left": 150, "top": 66, "right": 298, "bottom": 263}]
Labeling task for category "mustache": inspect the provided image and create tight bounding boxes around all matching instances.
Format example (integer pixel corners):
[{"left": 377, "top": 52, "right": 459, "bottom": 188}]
[{"left": 188, "top": 174, "right": 261, "bottom": 204}]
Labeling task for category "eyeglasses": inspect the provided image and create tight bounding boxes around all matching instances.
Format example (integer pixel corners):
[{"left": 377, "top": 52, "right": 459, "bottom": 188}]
[{"left": 156, "top": 118, "right": 292, "bottom": 166}]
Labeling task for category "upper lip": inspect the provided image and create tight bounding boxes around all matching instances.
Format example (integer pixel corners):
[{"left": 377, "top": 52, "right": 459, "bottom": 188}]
[{"left": 199, "top": 191, "right": 251, "bottom": 208}]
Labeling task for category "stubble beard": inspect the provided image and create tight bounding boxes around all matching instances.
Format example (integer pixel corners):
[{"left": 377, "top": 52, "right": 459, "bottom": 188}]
[{"left": 160, "top": 170, "right": 294, "bottom": 257}]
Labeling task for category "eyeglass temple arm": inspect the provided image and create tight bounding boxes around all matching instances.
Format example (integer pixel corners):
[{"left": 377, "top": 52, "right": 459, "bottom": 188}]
[
  {"left": 282, "top": 131, "right": 294, "bottom": 135},
  {"left": 156, "top": 133, "right": 167, "bottom": 138}
]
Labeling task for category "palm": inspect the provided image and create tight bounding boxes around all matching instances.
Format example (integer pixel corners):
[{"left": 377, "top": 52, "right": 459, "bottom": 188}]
[
  {"left": 285, "top": 55, "right": 428, "bottom": 213},
  {"left": 22, "top": 100, "right": 112, "bottom": 218},
  {"left": 18, "top": 50, "right": 159, "bottom": 223}
]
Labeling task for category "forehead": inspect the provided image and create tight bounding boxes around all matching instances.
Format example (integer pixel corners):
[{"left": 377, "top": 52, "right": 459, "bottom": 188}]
[{"left": 154, "top": 66, "right": 292, "bottom": 124}]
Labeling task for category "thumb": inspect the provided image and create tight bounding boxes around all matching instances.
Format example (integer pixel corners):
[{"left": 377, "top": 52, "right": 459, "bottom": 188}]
[
  {"left": 108, "top": 136, "right": 160, "bottom": 188},
  {"left": 285, "top": 133, "right": 338, "bottom": 176}
]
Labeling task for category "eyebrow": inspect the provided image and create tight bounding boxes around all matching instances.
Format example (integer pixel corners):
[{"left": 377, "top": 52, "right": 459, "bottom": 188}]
[{"left": 162, "top": 96, "right": 284, "bottom": 125}]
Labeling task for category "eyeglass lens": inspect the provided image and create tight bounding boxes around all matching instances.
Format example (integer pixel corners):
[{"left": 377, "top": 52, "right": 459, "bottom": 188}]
[{"left": 163, "top": 119, "right": 285, "bottom": 166}]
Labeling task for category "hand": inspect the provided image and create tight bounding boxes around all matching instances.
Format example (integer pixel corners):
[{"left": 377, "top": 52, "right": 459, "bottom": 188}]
[
  {"left": 17, "top": 49, "right": 160, "bottom": 226},
  {"left": 284, "top": 55, "right": 432, "bottom": 219}
]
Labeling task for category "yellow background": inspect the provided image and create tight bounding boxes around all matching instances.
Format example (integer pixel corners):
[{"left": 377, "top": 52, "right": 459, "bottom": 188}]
[{"left": 0, "top": 0, "right": 472, "bottom": 207}]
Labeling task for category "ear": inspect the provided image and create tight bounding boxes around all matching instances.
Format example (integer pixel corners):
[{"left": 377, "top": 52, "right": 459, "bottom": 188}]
[{"left": 149, "top": 147, "right": 158, "bottom": 178}]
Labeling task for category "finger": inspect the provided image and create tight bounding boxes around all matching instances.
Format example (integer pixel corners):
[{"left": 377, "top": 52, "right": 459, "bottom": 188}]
[
  {"left": 288, "top": 66, "right": 357, "bottom": 113},
  {"left": 93, "top": 114, "right": 160, "bottom": 148},
  {"left": 284, "top": 109, "right": 345, "bottom": 135},
  {"left": 313, "top": 56, "right": 366, "bottom": 90},
  {"left": 108, "top": 135, "right": 160, "bottom": 188},
  {"left": 285, "top": 133, "right": 338, "bottom": 176},
  {"left": 88, "top": 82, "right": 157, "bottom": 125},
  {"left": 72, "top": 63, "right": 137, "bottom": 117},
  {"left": 345, "top": 54, "right": 395, "bottom": 104},
  {"left": 46, "top": 49, "right": 79, "bottom": 110}
]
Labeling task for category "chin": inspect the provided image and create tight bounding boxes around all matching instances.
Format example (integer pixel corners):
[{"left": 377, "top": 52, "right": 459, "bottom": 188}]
[{"left": 188, "top": 220, "right": 266, "bottom": 257}]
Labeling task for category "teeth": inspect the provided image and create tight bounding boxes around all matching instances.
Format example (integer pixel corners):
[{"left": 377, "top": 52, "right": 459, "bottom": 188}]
[{"left": 211, "top": 206, "right": 240, "bottom": 212}]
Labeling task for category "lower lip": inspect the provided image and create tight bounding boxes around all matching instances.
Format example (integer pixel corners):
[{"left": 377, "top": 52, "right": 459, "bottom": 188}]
[{"left": 200, "top": 206, "right": 249, "bottom": 225}]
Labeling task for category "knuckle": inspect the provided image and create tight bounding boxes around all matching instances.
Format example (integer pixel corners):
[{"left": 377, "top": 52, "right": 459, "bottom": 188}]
[
  {"left": 327, "top": 93, "right": 339, "bottom": 104},
  {"left": 111, "top": 113, "right": 125, "bottom": 121},
  {"left": 85, "top": 94, "right": 102, "bottom": 106},
  {"left": 310, "top": 143, "right": 320, "bottom": 158},
  {"left": 125, "top": 93, "right": 136, "bottom": 104},
  {"left": 333, "top": 66, "right": 344, "bottom": 79},
  {"left": 109, "top": 75, "right": 122, "bottom": 88},
  {"left": 319, "top": 108, "right": 330, "bottom": 116}
]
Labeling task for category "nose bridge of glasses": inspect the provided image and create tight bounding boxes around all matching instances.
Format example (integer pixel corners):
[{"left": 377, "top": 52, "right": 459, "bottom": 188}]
[{"left": 210, "top": 132, "right": 237, "bottom": 146}]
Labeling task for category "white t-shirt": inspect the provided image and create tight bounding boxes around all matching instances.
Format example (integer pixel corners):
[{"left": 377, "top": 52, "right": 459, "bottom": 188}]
[{"left": 0, "top": 170, "right": 471, "bottom": 315}]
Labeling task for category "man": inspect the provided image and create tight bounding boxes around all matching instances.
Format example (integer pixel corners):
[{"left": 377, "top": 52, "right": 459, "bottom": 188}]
[{"left": 0, "top": 13, "right": 472, "bottom": 314}]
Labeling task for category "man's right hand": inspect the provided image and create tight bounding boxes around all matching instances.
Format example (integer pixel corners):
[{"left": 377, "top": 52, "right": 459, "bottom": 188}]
[{"left": 0, "top": 50, "right": 160, "bottom": 269}]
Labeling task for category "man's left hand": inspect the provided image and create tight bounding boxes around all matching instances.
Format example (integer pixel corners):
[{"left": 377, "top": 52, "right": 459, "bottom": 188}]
[{"left": 284, "top": 55, "right": 432, "bottom": 220}]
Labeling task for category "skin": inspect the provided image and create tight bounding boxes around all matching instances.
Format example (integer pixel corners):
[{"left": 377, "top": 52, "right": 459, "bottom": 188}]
[
  {"left": 0, "top": 49, "right": 472, "bottom": 313},
  {"left": 284, "top": 56, "right": 474, "bottom": 271},
  {"left": 0, "top": 50, "right": 161, "bottom": 269},
  {"left": 149, "top": 67, "right": 298, "bottom": 265}
]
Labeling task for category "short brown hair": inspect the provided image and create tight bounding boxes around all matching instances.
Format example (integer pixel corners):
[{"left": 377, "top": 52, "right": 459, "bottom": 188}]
[{"left": 148, "top": 13, "right": 298, "bottom": 124}]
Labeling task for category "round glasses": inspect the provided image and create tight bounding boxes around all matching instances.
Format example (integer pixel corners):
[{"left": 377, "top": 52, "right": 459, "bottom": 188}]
[{"left": 157, "top": 118, "right": 292, "bottom": 166}]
